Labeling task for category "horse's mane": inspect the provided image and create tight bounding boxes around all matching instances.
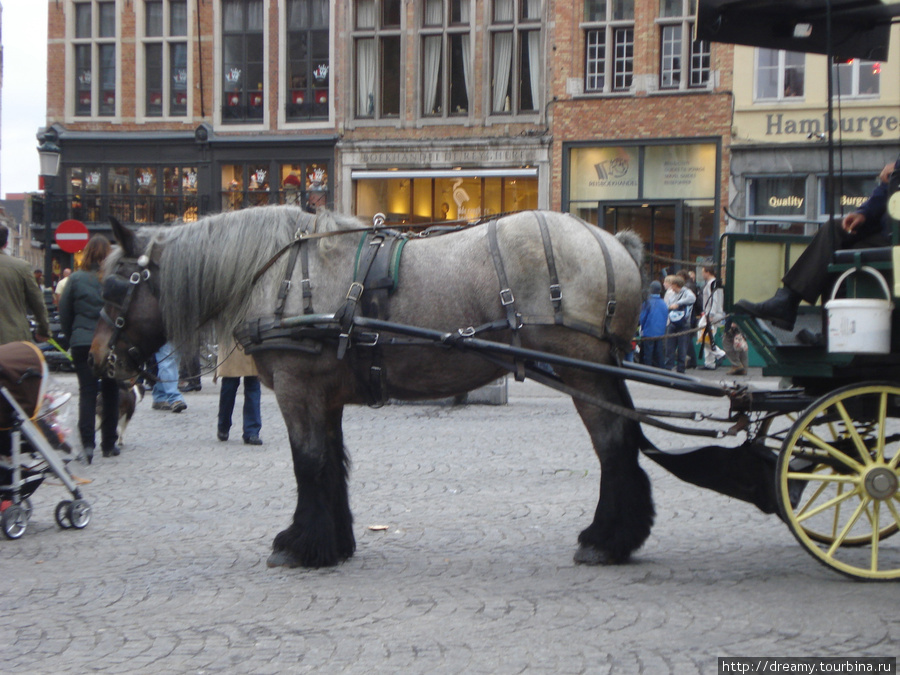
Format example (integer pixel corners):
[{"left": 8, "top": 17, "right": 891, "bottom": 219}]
[{"left": 106, "top": 205, "right": 365, "bottom": 353}]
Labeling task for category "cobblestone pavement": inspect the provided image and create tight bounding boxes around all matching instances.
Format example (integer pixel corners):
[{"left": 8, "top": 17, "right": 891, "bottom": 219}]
[{"left": 2, "top": 367, "right": 898, "bottom": 674}]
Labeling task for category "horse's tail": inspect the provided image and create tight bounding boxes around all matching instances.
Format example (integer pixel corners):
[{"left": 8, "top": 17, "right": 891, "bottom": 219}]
[{"left": 614, "top": 229, "right": 643, "bottom": 270}]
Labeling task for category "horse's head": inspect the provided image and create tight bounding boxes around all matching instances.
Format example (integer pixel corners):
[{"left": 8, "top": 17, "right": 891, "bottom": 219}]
[{"left": 90, "top": 217, "right": 167, "bottom": 379}]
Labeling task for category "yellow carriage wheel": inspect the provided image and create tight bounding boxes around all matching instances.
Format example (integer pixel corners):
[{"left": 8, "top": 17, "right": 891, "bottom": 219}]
[{"left": 777, "top": 383, "right": 900, "bottom": 580}]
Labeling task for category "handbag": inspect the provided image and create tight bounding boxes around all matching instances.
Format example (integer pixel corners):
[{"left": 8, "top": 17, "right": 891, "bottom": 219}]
[{"left": 668, "top": 308, "right": 685, "bottom": 323}]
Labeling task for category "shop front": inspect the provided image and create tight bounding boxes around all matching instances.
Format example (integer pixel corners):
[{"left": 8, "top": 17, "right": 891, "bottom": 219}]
[
  {"left": 729, "top": 143, "right": 899, "bottom": 237},
  {"left": 340, "top": 140, "right": 550, "bottom": 226},
  {"left": 563, "top": 139, "right": 722, "bottom": 280}
]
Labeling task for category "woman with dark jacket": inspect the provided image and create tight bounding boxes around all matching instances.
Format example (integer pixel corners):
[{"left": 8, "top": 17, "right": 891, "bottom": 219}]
[{"left": 59, "top": 235, "right": 119, "bottom": 463}]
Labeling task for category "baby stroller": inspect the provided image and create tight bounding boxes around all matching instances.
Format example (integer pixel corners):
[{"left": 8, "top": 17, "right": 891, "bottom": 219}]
[{"left": 0, "top": 341, "right": 91, "bottom": 539}]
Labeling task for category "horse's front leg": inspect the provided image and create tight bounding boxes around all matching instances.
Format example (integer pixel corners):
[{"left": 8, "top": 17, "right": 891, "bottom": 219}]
[
  {"left": 559, "top": 368, "right": 655, "bottom": 565},
  {"left": 267, "top": 403, "right": 355, "bottom": 568}
]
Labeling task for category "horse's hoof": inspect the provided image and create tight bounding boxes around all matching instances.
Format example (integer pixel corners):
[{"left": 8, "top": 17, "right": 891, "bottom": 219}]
[
  {"left": 574, "top": 544, "right": 627, "bottom": 565},
  {"left": 266, "top": 550, "right": 302, "bottom": 568}
]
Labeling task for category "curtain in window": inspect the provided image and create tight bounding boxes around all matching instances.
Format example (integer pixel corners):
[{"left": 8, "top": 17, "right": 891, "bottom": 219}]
[
  {"left": 492, "top": 0, "right": 513, "bottom": 112},
  {"left": 423, "top": 0, "right": 443, "bottom": 114},
  {"left": 247, "top": 0, "right": 264, "bottom": 30},
  {"left": 526, "top": 0, "right": 541, "bottom": 110},
  {"left": 356, "top": 1, "right": 376, "bottom": 116},
  {"left": 357, "top": 39, "right": 376, "bottom": 116},
  {"left": 460, "top": 0, "right": 471, "bottom": 104},
  {"left": 223, "top": 0, "right": 242, "bottom": 30}
]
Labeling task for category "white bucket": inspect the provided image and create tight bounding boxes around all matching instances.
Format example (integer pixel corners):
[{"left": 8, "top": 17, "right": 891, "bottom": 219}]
[{"left": 825, "top": 266, "right": 893, "bottom": 354}]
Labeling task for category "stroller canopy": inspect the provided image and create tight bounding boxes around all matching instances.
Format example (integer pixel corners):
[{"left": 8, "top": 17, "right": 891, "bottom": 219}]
[{"left": 0, "top": 342, "right": 48, "bottom": 428}]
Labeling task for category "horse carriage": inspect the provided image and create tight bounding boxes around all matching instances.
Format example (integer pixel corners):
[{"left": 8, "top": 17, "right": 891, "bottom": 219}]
[{"left": 81, "top": 0, "right": 899, "bottom": 581}]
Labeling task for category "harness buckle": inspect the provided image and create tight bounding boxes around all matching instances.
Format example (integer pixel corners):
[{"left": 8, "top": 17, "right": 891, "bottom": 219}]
[
  {"left": 346, "top": 281, "right": 364, "bottom": 302},
  {"left": 606, "top": 299, "right": 617, "bottom": 317},
  {"left": 500, "top": 288, "right": 515, "bottom": 306},
  {"left": 115, "top": 316, "right": 126, "bottom": 328},
  {"left": 300, "top": 278, "right": 312, "bottom": 297},
  {"left": 129, "top": 272, "right": 142, "bottom": 284},
  {"left": 549, "top": 284, "right": 562, "bottom": 303},
  {"left": 458, "top": 326, "right": 475, "bottom": 338},
  {"left": 356, "top": 332, "right": 379, "bottom": 347}
]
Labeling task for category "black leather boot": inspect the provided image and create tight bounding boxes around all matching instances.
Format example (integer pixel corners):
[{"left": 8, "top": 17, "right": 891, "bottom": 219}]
[{"left": 735, "top": 287, "right": 801, "bottom": 331}]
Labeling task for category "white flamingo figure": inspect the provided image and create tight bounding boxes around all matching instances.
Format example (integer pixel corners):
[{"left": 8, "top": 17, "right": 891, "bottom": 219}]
[{"left": 452, "top": 178, "right": 470, "bottom": 218}]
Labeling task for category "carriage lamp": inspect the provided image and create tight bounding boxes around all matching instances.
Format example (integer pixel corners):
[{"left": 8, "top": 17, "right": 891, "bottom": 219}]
[{"left": 38, "top": 138, "right": 62, "bottom": 289}]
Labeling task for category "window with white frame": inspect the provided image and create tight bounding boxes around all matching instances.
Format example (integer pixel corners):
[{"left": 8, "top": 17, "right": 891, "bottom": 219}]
[
  {"left": 354, "top": 0, "right": 402, "bottom": 119},
  {"left": 73, "top": 0, "right": 117, "bottom": 117},
  {"left": 583, "top": 0, "right": 634, "bottom": 93},
  {"left": 658, "top": 0, "right": 709, "bottom": 90},
  {"left": 755, "top": 49, "right": 805, "bottom": 100},
  {"left": 832, "top": 59, "right": 880, "bottom": 98},
  {"left": 286, "top": 0, "right": 330, "bottom": 121},
  {"left": 222, "top": 0, "right": 265, "bottom": 123},
  {"left": 143, "top": 0, "right": 188, "bottom": 117},
  {"left": 490, "top": 0, "right": 542, "bottom": 115},
  {"left": 421, "top": 0, "right": 472, "bottom": 117}
]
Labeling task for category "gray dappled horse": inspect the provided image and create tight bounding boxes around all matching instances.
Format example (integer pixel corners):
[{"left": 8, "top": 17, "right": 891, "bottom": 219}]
[{"left": 90, "top": 205, "right": 653, "bottom": 569}]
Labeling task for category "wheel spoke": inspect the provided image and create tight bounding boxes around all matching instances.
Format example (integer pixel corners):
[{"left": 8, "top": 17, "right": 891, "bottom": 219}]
[
  {"left": 886, "top": 498, "right": 900, "bottom": 531},
  {"left": 870, "top": 502, "right": 881, "bottom": 572},
  {"left": 875, "top": 392, "right": 888, "bottom": 464},
  {"left": 834, "top": 401, "right": 874, "bottom": 467},
  {"left": 786, "top": 471, "right": 857, "bottom": 484},
  {"left": 826, "top": 497, "right": 868, "bottom": 556},
  {"left": 796, "top": 486, "right": 860, "bottom": 523},
  {"left": 799, "top": 426, "right": 865, "bottom": 473}
]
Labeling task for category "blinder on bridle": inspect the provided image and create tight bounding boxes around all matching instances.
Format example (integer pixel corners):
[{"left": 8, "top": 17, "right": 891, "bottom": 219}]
[{"left": 99, "top": 253, "right": 157, "bottom": 379}]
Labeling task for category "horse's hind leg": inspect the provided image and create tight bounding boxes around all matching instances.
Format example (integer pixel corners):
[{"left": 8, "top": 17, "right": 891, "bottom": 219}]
[
  {"left": 560, "top": 368, "right": 654, "bottom": 564},
  {"left": 267, "top": 403, "right": 356, "bottom": 568}
]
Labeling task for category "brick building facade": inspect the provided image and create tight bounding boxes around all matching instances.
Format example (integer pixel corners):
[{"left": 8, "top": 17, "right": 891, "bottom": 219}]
[{"left": 38, "top": 0, "right": 738, "bottom": 280}]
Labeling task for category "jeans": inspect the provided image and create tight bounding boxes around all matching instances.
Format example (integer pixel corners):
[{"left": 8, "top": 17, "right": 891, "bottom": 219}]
[
  {"left": 152, "top": 342, "right": 185, "bottom": 405},
  {"left": 217, "top": 376, "right": 262, "bottom": 439},
  {"left": 640, "top": 338, "right": 665, "bottom": 369},
  {"left": 665, "top": 320, "right": 691, "bottom": 373},
  {"left": 71, "top": 345, "right": 119, "bottom": 451}
]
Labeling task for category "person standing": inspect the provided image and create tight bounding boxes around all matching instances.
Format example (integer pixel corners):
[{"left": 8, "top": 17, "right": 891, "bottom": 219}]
[
  {"left": 58, "top": 235, "right": 119, "bottom": 462},
  {"left": 699, "top": 266, "right": 727, "bottom": 369},
  {"left": 215, "top": 340, "right": 262, "bottom": 445},
  {"left": 151, "top": 342, "right": 188, "bottom": 413},
  {"left": 664, "top": 274, "right": 696, "bottom": 373},
  {"left": 0, "top": 224, "right": 50, "bottom": 345},
  {"left": 639, "top": 280, "right": 668, "bottom": 369}
]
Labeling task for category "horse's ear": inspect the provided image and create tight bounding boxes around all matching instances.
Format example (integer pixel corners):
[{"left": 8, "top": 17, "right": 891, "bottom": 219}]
[{"left": 109, "top": 217, "right": 137, "bottom": 257}]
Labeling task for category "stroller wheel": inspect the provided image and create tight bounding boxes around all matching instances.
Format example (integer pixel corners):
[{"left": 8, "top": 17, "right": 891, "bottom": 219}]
[
  {"left": 2, "top": 504, "right": 28, "bottom": 539},
  {"left": 22, "top": 498, "right": 33, "bottom": 521},
  {"left": 55, "top": 500, "right": 73, "bottom": 529},
  {"left": 68, "top": 500, "right": 92, "bottom": 529}
]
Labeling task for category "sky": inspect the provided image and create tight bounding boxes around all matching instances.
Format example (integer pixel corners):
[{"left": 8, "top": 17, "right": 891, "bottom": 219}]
[{"left": 1, "top": 0, "right": 49, "bottom": 198}]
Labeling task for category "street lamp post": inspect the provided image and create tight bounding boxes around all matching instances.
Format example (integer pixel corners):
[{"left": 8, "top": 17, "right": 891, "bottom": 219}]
[{"left": 37, "top": 137, "right": 61, "bottom": 289}]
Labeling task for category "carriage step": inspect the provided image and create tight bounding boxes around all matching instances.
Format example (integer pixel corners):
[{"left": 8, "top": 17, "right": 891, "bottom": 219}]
[{"left": 746, "top": 311, "right": 824, "bottom": 348}]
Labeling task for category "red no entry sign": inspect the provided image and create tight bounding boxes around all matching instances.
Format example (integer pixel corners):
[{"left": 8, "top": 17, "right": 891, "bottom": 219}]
[{"left": 55, "top": 219, "right": 90, "bottom": 254}]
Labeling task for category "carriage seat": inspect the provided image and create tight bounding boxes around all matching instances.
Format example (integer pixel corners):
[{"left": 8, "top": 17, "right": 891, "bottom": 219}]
[{"left": 831, "top": 246, "right": 893, "bottom": 266}]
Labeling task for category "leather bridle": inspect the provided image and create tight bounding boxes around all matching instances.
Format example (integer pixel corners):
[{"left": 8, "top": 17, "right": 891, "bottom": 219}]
[{"left": 99, "top": 251, "right": 161, "bottom": 380}]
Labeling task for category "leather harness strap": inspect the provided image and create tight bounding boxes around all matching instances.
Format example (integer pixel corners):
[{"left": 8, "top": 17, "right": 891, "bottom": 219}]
[
  {"left": 486, "top": 218, "right": 526, "bottom": 381},
  {"left": 535, "top": 210, "right": 564, "bottom": 325}
]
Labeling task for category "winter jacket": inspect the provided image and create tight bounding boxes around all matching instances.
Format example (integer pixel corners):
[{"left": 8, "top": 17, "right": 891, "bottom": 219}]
[
  {"left": 640, "top": 294, "right": 668, "bottom": 338},
  {"left": 59, "top": 269, "right": 104, "bottom": 349}
]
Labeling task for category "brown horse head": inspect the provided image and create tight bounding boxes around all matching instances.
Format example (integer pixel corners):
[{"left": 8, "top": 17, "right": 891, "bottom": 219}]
[{"left": 89, "top": 217, "right": 167, "bottom": 379}]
